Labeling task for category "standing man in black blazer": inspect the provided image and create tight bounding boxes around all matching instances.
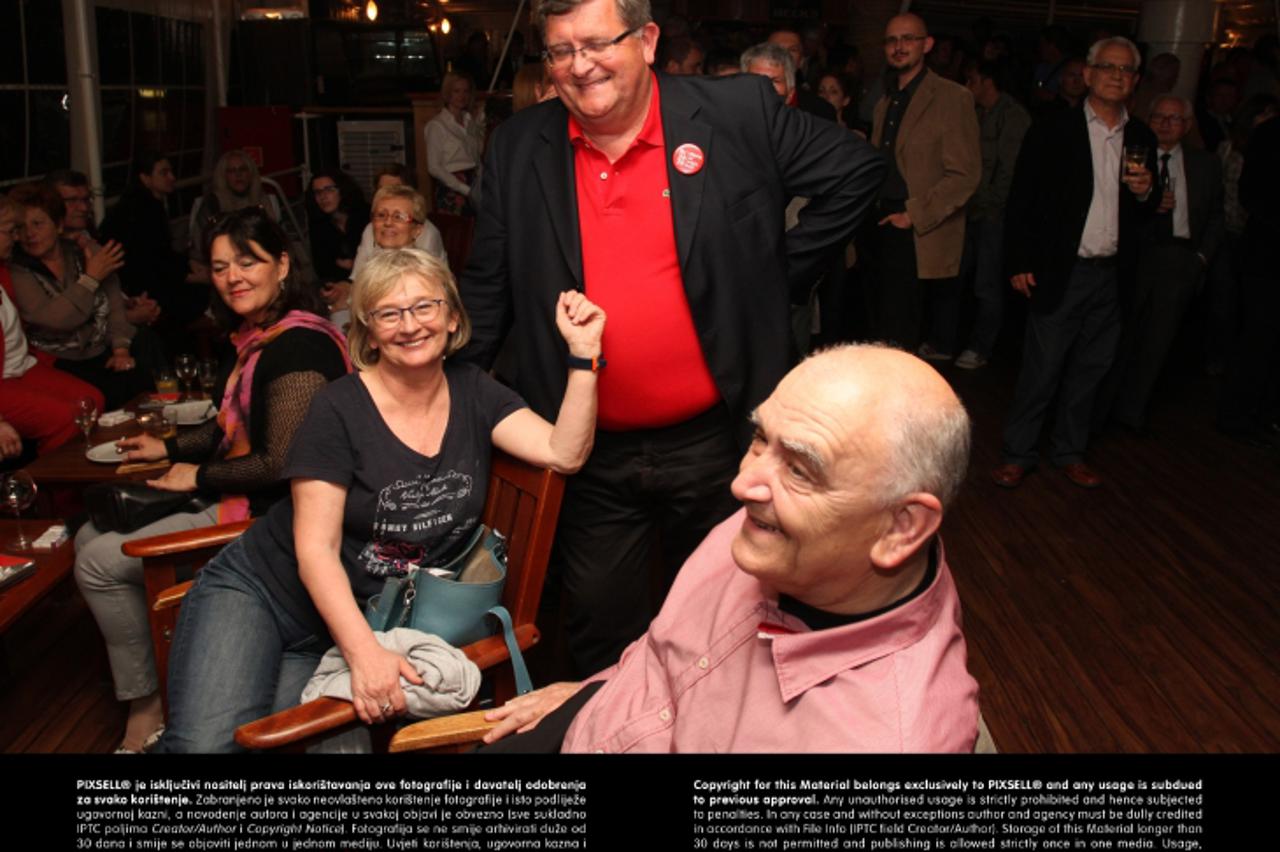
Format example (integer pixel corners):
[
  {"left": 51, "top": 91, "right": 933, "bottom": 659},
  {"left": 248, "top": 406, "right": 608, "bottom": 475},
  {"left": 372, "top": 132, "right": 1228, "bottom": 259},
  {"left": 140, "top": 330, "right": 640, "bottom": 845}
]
[
  {"left": 1102, "top": 95, "right": 1224, "bottom": 432},
  {"left": 459, "top": 0, "right": 883, "bottom": 675},
  {"left": 993, "top": 37, "right": 1158, "bottom": 490}
]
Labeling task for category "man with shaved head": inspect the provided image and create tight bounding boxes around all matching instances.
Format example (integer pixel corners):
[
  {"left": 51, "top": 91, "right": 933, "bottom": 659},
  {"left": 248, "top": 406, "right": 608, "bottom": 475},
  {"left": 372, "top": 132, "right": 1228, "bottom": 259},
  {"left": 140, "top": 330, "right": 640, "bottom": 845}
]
[
  {"left": 480, "top": 344, "right": 980, "bottom": 753},
  {"left": 868, "top": 13, "right": 981, "bottom": 359}
]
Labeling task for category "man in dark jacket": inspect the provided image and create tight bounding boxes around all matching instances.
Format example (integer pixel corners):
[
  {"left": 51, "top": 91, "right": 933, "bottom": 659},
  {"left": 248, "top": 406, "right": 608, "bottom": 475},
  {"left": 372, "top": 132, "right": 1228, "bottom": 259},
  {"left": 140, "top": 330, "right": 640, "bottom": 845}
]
[
  {"left": 992, "top": 37, "right": 1158, "bottom": 489},
  {"left": 458, "top": 0, "right": 884, "bottom": 674}
]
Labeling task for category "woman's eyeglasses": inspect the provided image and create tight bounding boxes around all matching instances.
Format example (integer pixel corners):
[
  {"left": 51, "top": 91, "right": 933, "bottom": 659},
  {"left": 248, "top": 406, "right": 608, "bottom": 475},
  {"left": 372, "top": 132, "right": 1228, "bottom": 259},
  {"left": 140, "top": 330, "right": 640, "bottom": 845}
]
[{"left": 367, "top": 299, "right": 445, "bottom": 328}]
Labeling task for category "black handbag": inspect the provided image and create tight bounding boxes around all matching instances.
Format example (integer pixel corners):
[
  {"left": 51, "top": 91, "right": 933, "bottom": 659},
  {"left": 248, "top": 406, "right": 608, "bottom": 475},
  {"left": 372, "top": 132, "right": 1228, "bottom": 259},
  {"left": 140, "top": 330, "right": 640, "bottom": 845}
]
[{"left": 83, "top": 482, "right": 215, "bottom": 534}]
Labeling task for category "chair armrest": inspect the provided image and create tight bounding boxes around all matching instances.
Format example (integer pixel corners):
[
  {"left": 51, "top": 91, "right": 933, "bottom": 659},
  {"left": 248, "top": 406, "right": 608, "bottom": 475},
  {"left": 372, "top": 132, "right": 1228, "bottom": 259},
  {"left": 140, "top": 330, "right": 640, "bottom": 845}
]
[
  {"left": 388, "top": 709, "right": 496, "bottom": 752},
  {"left": 232, "top": 623, "right": 540, "bottom": 751},
  {"left": 154, "top": 581, "right": 194, "bottom": 612},
  {"left": 235, "top": 698, "right": 358, "bottom": 750},
  {"left": 123, "top": 519, "right": 255, "bottom": 558}
]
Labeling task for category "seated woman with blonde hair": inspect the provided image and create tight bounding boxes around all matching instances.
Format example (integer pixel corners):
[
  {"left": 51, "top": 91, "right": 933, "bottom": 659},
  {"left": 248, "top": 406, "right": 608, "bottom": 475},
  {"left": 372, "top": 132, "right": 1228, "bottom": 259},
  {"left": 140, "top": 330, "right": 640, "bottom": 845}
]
[{"left": 158, "top": 248, "right": 604, "bottom": 752}]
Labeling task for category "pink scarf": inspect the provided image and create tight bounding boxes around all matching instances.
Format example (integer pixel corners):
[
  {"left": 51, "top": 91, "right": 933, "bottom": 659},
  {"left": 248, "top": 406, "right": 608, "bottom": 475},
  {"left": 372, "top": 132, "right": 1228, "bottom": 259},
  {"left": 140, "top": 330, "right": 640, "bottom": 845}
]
[{"left": 216, "top": 310, "right": 352, "bottom": 523}]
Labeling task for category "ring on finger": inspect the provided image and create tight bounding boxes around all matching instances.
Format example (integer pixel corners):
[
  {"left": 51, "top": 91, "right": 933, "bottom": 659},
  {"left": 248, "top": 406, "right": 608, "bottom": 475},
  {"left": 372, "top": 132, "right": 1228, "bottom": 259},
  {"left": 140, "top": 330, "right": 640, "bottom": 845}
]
[{"left": 380, "top": 702, "right": 392, "bottom": 714}]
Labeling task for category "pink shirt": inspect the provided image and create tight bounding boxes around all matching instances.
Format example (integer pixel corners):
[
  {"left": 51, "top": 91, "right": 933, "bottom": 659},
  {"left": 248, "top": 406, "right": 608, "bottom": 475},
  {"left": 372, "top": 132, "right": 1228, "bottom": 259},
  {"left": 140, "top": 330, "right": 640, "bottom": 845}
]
[{"left": 561, "top": 509, "right": 979, "bottom": 753}]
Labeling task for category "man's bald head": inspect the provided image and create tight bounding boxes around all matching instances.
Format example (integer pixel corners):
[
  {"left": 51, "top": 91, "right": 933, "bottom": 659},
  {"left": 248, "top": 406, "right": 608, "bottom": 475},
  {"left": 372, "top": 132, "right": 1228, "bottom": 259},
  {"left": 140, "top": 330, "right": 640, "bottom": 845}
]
[
  {"left": 730, "top": 343, "right": 970, "bottom": 611},
  {"left": 887, "top": 13, "right": 928, "bottom": 37},
  {"left": 781, "top": 344, "right": 970, "bottom": 508}
]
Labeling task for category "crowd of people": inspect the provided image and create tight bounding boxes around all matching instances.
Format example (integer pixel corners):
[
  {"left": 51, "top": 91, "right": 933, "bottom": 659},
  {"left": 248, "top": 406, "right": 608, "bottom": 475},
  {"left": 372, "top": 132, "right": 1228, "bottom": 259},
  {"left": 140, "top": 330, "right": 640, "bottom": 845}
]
[{"left": 2, "top": 0, "right": 1277, "bottom": 754}]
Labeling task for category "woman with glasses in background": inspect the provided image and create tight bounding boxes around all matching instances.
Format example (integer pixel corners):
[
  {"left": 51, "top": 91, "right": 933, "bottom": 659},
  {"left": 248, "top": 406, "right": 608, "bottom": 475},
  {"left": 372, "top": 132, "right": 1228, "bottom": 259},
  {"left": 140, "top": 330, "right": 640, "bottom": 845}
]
[
  {"left": 5, "top": 182, "right": 148, "bottom": 410},
  {"left": 344, "top": 186, "right": 447, "bottom": 332},
  {"left": 159, "top": 248, "right": 605, "bottom": 752},
  {"left": 0, "top": 193, "right": 106, "bottom": 463}
]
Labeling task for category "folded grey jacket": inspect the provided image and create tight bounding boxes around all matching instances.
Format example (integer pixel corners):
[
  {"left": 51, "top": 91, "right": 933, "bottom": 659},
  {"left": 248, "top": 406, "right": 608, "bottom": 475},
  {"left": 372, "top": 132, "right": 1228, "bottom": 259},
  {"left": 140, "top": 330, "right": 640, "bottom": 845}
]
[{"left": 302, "top": 627, "right": 482, "bottom": 718}]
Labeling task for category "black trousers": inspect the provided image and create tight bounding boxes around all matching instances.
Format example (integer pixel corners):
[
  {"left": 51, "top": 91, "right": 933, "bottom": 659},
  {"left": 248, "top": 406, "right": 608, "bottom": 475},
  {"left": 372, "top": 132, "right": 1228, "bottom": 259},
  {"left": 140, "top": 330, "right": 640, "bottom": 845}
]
[
  {"left": 1002, "top": 260, "right": 1121, "bottom": 467},
  {"left": 554, "top": 405, "right": 741, "bottom": 677},
  {"left": 1218, "top": 272, "right": 1280, "bottom": 433},
  {"left": 1103, "top": 242, "right": 1202, "bottom": 430},
  {"left": 866, "top": 216, "right": 960, "bottom": 352}
]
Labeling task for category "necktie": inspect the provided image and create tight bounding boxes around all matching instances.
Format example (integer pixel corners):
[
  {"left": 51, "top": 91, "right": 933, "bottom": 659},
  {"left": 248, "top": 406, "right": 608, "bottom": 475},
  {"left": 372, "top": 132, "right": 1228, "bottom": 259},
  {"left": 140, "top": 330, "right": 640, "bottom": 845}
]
[{"left": 1159, "top": 152, "right": 1171, "bottom": 193}]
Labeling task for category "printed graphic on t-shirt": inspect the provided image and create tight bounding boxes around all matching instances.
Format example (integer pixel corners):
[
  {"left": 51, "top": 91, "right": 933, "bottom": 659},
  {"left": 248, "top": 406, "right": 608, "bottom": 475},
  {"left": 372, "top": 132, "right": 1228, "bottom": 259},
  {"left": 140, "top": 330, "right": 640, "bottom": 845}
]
[{"left": 359, "top": 470, "right": 475, "bottom": 577}]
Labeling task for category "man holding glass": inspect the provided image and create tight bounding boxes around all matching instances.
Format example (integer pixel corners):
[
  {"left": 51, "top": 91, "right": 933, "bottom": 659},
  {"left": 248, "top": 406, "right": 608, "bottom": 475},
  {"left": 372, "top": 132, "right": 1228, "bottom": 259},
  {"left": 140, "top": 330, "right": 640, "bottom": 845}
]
[
  {"left": 459, "top": 0, "right": 884, "bottom": 675},
  {"left": 1099, "top": 96, "right": 1224, "bottom": 433},
  {"left": 992, "top": 37, "right": 1158, "bottom": 490}
]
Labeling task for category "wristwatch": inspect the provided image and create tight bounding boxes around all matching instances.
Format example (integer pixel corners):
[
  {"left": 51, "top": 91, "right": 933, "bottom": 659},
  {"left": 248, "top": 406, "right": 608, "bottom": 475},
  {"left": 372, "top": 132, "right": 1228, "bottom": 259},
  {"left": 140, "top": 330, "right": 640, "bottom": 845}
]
[{"left": 566, "top": 353, "right": 606, "bottom": 372}]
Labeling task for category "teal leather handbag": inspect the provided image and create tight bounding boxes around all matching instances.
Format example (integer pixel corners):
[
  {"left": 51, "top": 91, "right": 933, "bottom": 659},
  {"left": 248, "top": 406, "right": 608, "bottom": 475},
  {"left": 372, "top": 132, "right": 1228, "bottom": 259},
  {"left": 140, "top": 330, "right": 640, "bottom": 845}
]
[{"left": 364, "top": 525, "right": 532, "bottom": 695}]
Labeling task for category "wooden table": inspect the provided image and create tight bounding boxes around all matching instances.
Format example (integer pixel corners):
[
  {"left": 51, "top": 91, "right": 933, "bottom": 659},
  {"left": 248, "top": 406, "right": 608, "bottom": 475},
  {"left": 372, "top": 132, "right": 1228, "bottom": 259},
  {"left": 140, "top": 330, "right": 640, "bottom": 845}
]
[
  {"left": 21, "top": 396, "right": 195, "bottom": 489},
  {"left": 0, "top": 520, "right": 74, "bottom": 634}
]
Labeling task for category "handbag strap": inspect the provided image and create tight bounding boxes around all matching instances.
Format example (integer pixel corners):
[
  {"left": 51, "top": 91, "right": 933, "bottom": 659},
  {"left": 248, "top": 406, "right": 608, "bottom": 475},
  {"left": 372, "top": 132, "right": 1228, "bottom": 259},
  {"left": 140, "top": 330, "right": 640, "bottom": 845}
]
[{"left": 486, "top": 605, "right": 533, "bottom": 696}]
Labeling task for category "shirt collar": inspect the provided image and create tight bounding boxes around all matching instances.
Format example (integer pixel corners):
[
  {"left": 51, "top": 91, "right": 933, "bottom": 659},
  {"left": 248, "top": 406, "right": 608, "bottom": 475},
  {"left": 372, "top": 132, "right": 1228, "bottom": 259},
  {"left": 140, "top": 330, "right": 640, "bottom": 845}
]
[
  {"left": 887, "top": 66, "right": 928, "bottom": 97},
  {"left": 1159, "top": 143, "right": 1182, "bottom": 160},
  {"left": 1084, "top": 98, "right": 1128, "bottom": 133},
  {"left": 568, "top": 71, "right": 664, "bottom": 150},
  {"left": 765, "top": 539, "right": 953, "bottom": 703}
]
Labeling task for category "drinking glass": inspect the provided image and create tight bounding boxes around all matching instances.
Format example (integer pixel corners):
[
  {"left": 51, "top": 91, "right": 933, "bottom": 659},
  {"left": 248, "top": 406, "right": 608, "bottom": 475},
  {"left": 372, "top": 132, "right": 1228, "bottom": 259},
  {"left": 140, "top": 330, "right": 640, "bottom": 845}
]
[
  {"left": 198, "top": 359, "right": 219, "bottom": 400},
  {"left": 2, "top": 471, "right": 38, "bottom": 550},
  {"left": 154, "top": 369, "right": 179, "bottom": 395},
  {"left": 175, "top": 354, "right": 198, "bottom": 401},
  {"left": 1123, "top": 145, "right": 1148, "bottom": 176},
  {"left": 74, "top": 396, "right": 98, "bottom": 448}
]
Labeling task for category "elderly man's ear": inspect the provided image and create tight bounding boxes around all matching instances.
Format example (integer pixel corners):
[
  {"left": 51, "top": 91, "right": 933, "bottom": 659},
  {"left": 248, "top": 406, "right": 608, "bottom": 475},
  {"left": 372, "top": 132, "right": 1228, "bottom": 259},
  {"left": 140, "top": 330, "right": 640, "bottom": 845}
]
[{"left": 870, "top": 494, "right": 944, "bottom": 570}]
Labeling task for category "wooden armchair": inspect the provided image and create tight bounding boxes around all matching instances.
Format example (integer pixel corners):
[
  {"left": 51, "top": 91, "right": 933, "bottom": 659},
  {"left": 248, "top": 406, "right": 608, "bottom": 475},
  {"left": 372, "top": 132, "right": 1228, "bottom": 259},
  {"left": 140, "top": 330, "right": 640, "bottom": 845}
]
[{"left": 122, "top": 450, "right": 565, "bottom": 748}]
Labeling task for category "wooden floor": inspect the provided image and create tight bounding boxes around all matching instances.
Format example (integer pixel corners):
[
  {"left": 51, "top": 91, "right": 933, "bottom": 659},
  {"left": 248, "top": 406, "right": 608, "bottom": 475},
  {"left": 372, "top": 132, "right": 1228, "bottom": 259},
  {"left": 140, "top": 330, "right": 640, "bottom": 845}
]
[{"left": 2, "top": 330, "right": 1277, "bottom": 753}]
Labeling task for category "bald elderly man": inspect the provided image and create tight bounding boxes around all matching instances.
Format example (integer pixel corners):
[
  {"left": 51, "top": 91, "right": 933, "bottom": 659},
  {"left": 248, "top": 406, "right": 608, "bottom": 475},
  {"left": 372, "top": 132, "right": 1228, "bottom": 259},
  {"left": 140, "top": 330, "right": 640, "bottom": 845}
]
[{"left": 482, "top": 344, "right": 980, "bottom": 753}]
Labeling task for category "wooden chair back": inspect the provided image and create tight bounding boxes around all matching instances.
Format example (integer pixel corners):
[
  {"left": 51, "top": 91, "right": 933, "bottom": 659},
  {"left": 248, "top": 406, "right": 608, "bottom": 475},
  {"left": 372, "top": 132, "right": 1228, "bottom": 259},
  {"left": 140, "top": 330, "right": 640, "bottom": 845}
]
[{"left": 426, "top": 212, "right": 475, "bottom": 278}]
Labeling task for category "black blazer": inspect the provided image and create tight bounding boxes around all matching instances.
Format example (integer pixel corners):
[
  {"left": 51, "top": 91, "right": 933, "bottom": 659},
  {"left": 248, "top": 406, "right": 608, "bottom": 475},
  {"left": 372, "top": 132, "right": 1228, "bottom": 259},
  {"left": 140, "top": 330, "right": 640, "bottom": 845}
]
[
  {"left": 1238, "top": 116, "right": 1280, "bottom": 276},
  {"left": 458, "top": 73, "right": 884, "bottom": 442},
  {"left": 1141, "top": 145, "right": 1224, "bottom": 263},
  {"left": 1004, "top": 104, "right": 1160, "bottom": 314}
]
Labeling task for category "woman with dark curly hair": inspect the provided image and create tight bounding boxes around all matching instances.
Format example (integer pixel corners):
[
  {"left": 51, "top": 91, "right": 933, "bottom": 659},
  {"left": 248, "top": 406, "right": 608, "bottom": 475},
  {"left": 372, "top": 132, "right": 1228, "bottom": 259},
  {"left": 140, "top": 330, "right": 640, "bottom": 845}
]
[
  {"left": 74, "top": 208, "right": 351, "bottom": 753},
  {"left": 306, "top": 168, "right": 369, "bottom": 288}
]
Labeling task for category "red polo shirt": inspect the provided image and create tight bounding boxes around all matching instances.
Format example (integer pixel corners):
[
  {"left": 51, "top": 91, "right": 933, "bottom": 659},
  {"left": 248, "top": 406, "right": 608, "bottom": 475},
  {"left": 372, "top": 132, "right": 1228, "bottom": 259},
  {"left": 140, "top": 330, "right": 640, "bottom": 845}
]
[{"left": 570, "top": 73, "right": 720, "bottom": 430}]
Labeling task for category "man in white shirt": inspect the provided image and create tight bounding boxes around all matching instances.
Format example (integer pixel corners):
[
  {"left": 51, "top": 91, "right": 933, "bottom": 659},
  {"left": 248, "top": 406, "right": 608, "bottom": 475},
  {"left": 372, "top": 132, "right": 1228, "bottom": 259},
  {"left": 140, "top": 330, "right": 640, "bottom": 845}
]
[{"left": 993, "top": 37, "right": 1157, "bottom": 489}]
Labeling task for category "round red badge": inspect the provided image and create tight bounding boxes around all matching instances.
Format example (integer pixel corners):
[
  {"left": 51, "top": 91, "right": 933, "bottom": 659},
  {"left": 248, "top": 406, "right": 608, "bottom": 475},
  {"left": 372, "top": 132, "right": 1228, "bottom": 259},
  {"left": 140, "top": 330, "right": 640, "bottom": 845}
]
[{"left": 672, "top": 143, "right": 705, "bottom": 175}]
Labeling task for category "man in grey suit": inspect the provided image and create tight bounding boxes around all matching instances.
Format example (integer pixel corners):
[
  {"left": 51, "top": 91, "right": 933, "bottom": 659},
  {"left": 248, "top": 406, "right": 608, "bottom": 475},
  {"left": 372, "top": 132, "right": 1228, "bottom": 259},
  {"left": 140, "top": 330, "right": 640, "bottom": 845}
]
[{"left": 1104, "top": 95, "right": 1224, "bottom": 432}]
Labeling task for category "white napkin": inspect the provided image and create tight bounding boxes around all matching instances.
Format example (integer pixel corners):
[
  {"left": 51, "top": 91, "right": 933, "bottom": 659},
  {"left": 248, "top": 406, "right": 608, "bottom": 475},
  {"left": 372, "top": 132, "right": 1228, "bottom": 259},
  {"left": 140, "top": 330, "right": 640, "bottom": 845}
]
[{"left": 97, "top": 410, "right": 134, "bottom": 427}]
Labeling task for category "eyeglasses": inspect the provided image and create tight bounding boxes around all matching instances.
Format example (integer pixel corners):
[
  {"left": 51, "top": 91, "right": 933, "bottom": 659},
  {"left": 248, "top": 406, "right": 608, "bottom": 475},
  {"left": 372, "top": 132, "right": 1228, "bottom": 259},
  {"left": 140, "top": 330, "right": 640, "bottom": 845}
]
[
  {"left": 1150, "top": 112, "right": 1187, "bottom": 125},
  {"left": 1090, "top": 62, "right": 1139, "bottom": 77},
  {"left": 883, "top": 34, "right": 928, "bottom": 48},
  {"left": 59, "top": 193, "right": 91, "bottom": 205},
  {"left": 542, "top": 27, "right": 640, "bottom": 68},
  {"left": 312, "top": 185, "right": 338, "bottom": 196},
  {"left": 373, "top": 209, "right": 418, "bottom": 225},
  {"left": 367, "top": 299, "right": 446, "bottom": 329}
]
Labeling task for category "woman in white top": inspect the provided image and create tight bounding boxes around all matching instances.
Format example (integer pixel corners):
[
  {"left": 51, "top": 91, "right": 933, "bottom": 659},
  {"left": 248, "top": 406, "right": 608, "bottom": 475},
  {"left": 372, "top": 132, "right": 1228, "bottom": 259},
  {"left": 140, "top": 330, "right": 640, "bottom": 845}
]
[{"left": 425, "top": 72, "right": 484, "bottom": 215}]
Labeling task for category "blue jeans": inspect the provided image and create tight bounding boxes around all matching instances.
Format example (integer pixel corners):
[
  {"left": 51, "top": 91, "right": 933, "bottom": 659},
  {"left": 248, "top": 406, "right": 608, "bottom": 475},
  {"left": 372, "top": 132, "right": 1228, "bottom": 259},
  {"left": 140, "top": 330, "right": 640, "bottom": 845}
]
[{"left": 156, "top": 537, "right": 332, "bottom": 753}]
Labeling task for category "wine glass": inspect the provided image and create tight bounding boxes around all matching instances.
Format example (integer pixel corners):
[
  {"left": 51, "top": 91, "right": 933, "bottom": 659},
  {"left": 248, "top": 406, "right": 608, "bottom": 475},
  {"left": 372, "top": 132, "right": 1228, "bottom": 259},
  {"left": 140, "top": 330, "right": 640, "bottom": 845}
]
[
  {"left": 74, "top": 396, "right": 98, "bottom": 448},
  {"left": 175, "top": 354, "right": 197, "bottom": 401},
  {"left": 198, "top": 358, "right": 219, "bottom": 400},
  {"left": 2, "top": 471, "right": 38, "bottom": 551}
]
